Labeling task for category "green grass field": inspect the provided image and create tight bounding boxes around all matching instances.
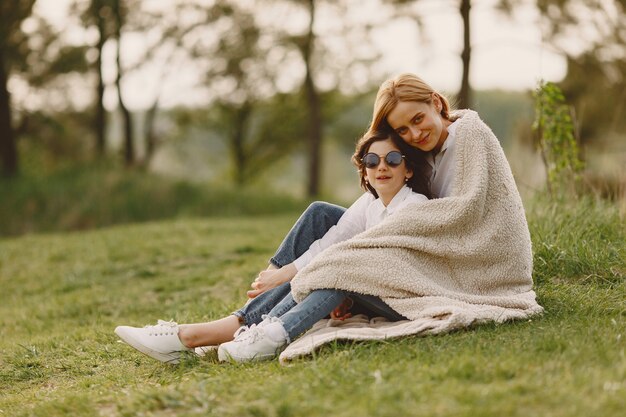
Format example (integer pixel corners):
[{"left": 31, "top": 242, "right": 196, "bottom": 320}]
[{"left": 0, "top": 197, "right": 624, "bottom": 417}]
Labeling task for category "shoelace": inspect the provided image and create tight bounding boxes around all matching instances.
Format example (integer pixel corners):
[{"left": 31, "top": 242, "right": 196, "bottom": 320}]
[
  {"left": 232, "top": 315, "right": 281, "bottom": 344},
  {"left": 146, "top": 319, "right": 178, "bottom": 336},
  {"left": 233, "top": 324, "right": 265, "bottom": 344}
]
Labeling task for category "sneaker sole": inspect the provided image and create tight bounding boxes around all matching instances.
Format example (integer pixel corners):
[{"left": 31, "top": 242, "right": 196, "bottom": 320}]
[
  {"left": 217, "top": 345, "right": 278, "bottom": 363},
  {"left": 115, "top": 326, "right": 182, "bottom": 364}
]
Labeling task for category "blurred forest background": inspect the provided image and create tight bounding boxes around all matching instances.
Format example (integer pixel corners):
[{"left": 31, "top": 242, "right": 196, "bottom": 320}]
[{"left": 0, "top": 0, "right": 624, "bottom": 236}]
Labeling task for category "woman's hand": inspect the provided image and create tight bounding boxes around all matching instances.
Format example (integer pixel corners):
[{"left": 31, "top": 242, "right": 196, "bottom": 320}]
[
  {"left": 330, "top": 297, "right": 354, "bottom": 321},
  {"left": 247, "top": 263, "right": 297, "bottom": 298}
]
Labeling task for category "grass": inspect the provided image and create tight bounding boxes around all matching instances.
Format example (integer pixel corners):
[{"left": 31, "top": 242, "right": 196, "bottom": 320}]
[{"left": 0, "top": 196, "right": 624, "bottom": 416}]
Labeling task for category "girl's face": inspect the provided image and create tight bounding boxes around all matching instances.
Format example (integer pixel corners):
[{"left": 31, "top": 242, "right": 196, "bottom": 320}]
[
  {"left": 386, "top": 97, "right": 451, "bottom": 153},
  {"left": 365, "top": 139, "right": 413, "bottom": 205}
]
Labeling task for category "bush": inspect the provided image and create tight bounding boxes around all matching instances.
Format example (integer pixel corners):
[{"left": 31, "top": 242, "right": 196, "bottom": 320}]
[{"left": 0, "top": 164, "right": 308, "bottom": 236}]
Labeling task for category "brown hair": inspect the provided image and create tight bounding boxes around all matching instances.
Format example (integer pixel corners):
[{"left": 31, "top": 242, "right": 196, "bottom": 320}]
[
  {"left": 352, "top": 130, "right": 431, "bottom": 199},
  {"left": 366, "top": 73, "right": 453, "bottom": 136}
]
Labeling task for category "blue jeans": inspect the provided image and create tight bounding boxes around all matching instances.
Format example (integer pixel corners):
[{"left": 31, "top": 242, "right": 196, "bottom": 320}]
[
  {"left": 233, "top": 201, "right": 406, "bottom": 341},
  {"left": 268, "top": 290, "right": 407, "bottom": 342},
  {"left": 232, "top": 202, "right": 344, "bottom": 324}
]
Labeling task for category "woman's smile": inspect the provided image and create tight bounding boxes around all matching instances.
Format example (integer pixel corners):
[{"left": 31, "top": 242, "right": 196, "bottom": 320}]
[{"left": 414, "top": 133, "right": 430, "bottom": 147}]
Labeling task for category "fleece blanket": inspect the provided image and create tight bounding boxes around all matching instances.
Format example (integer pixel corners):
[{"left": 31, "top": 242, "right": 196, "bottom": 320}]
[{"left": 280, "top": 110, "right": 543, "bottom": 364}]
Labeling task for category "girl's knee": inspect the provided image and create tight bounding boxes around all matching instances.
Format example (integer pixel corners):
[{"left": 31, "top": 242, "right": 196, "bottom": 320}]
[
  {"left": 306, "top": 201, "right": 332, "bottom": 215},
  {"left": 305, "top": 201, "right": 345, "bottom": 221}
]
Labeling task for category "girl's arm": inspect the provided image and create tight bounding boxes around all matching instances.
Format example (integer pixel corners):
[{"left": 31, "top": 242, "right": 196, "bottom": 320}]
[
  {"left": 247, "top": 193, "right": 371, "bottom": 298},
  {"left": 292, "top": 193, "right": 372, "bottom": 271},
  {"left": 247, "top": 263, "right": 297, "bottom": 298}
]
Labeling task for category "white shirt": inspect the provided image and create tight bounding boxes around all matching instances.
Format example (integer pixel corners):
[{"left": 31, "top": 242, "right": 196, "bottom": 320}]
[
  {"left": 293, "top": 185, "right": 428, "bottom": 271},
  {"left": 426, "top": 119, "right": 459, "bottom": 198}
]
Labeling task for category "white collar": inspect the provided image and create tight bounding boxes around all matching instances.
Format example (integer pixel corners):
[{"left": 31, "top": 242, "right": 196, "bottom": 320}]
[
  {"left": 370, "top": 185, "right": 412, "bottom": 216},
  {"left": 427, "top": 119, "right": 459, "bottom": 167},
  {"left": 441, "top": 119, "right": 458, "bottom": 153}
]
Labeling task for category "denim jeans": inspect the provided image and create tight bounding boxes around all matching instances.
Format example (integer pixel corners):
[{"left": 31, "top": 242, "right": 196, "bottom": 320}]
[
  {"left": 269, "top": 201, "right": 348, "bottom": 268},
  {"left": 233, "top": 202, "right": 345, "bottom": 325},
  {"left": 233, "top": 201, "right": 406, "bottom": 341},
  {"left": 268, "top": 290, "right": 407, "bottom": 342}
]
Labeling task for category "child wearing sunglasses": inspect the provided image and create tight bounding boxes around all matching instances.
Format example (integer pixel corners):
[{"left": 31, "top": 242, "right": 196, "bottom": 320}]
[{"left": 114, "top": 130, "right": 431, "bottom": 364}]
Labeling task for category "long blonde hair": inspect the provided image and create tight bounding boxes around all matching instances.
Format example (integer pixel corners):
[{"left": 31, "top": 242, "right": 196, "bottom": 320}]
[{"left": 366, "top": 73, "right": 453, "bottom": 136}]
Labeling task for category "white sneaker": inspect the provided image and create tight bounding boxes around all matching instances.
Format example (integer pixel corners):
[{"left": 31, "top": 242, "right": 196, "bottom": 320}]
[
  {"left": 217, "top": 316, "right": 288, "bottom": 363},
  {"left": 115, "top": 320, "right": 191, "bottom": 364}
]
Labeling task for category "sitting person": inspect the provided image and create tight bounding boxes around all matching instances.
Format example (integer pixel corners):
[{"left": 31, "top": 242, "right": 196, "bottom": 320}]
[{"left": 114, "top": 129, "right": 430, "bottom": 364}]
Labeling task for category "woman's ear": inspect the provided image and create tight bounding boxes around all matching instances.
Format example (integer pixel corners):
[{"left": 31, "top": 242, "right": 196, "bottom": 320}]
[
  {"left": 405, "top": 168, "right": 414, "bottom": 180},
  {"left": 432, "top": 93, "right": 442, "bottom": 112}
]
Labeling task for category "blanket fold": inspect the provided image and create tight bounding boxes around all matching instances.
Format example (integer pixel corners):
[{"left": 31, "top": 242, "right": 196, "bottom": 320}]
[{"left": 280, "top": 110, "right": 543, "bottom": 364}]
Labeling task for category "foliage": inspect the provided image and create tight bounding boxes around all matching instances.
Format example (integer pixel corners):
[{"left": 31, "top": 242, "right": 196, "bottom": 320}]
[
  {"left": 559, "top": 52, "right": 626, "bottom": 145},
  {"left": 323, "top": 89, "right": 377, "bottom": 150},
  {"left": 166, "top": 91, "right": 309, "bottom": 185},
  {"left": 0, "top": 197, "right": 624, "bottom": 416},
  {"left": 499, "top": 0, "right": 626, "bottom": 144},
  {"left": 0, "top": 164, "right": 308, "bottom": 237},
  {"left": 472, "top": 89, "right": 534, "bottom": 147},
  {"left": 0, "top": 1, "right": 37, "bottom": 177},
  {"left": 0, "top": 1, "right": 37, "bottom": 65},
  {"left": 532, "top": 81, "right": 584, "bottom": 196}
]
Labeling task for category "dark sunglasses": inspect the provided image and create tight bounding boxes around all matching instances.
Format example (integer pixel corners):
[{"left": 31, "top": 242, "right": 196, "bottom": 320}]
[{"left": 362, "top": 151, "right": 405, "bottom": 169}]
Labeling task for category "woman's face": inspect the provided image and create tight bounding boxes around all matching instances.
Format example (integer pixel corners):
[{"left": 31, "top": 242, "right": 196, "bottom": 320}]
[
  {"left": 386, "top": 97, "right": 450, "bottom": 153},
  {"left": 365, "top": 139, "right": 413, "bottom": 204}
]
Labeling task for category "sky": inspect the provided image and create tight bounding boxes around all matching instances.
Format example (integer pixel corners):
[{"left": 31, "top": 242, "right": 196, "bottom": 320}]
[{"left": 33, "top": 0, "right": 567, "bottom": 111}]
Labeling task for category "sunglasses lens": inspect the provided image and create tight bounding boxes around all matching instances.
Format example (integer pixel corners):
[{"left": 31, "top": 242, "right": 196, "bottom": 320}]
[
  {"left": 363, "top": 153, "right": 380, "bottom": 168},
  {"left": 386, "top": 151, "right": 403, "bottom": 166}
]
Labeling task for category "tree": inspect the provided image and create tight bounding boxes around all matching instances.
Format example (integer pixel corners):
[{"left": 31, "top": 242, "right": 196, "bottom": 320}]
[
  {"left": 384, "top": 0, "right": 473, "bottom": 107},
  {"left": 458, "top": 0, "right": 472, "bottom": 109},
  {"left": 0, "top": 1, "right": 36, "bottom": 177},
  {"left": 1, "top": 2, "right": 89, "bottom": 176},
  {"left": 111, "top": 0, "right": 135, "bottom": 166},
  {"left": 533, "top": 80, "right": 584, "bottom": 195},
  {"left": 162, "top": 0, "right": 302, "bottom": 184},
  {"left": 283, "top": 0, "right": 381, "bottom": 196},
  {"left": 299, "top": 0, "right": 323, "bottom": 196},
  {"left": 72, "top": 0, "right": 117, "bottom": 157},
  {"left": 498, "top": 0, "right": 626, "bottom": 143}
]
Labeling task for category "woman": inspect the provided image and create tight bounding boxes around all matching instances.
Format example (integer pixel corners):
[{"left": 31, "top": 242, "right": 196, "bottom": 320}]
[
  {"left": 221, "top": 72, "right": 541, "bottom": 363},
  {"left": 115, "top": 129, "right": 431, "bottom": 364}
]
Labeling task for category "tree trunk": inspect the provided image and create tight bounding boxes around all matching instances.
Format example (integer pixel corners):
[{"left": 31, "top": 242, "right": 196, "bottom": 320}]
[
  {"left": 304, "top": 0, "right": 322, "bottom": 197},
  {"left": 458, "top": 0, "right": 472, "bottom": 109},
  {"left": 95, "top": 11, "right": 107, "bottom": 157},
  {"left": 231, "top": 103, "right": 252, "bottom": 185},
  {"left": 114, "top": 4, "right": 134, "bottom": 167},
  {"left": 0, "top": 50, "right": 17, "bottom": 178},
  {"left": 143, "top": 99, "right": 158, "bottom": 166}
]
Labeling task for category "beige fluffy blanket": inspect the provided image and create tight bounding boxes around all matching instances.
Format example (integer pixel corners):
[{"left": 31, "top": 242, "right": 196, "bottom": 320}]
[{"left": 280, "top": 110, "right": 543, "bottom": 364}]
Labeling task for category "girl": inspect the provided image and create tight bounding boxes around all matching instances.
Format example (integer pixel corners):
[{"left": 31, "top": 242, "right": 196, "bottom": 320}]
[{"left": 115, "top": 129, "right": 431, "bottom": 364}]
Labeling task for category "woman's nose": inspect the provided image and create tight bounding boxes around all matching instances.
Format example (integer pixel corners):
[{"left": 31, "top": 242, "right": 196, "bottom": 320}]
[{"left": 409, "top": 126, "right": 421, "bottom": 140}]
